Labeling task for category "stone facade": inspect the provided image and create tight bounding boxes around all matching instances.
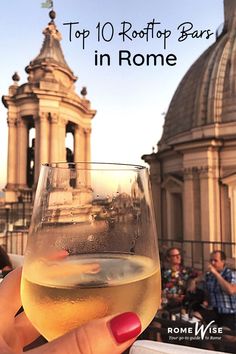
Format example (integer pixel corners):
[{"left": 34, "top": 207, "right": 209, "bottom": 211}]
[{"left": 143, "top": 0, "right": 236, "bottom": 253}]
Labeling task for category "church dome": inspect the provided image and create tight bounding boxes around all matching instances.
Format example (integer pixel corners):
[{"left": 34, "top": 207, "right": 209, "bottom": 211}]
[{"left": 160, "top": 0, "right": 236, "bottom": 146}]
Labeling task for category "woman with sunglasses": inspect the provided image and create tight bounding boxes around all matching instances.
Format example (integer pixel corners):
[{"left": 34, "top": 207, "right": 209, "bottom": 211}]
[{"left": 161, "top": 247, "right": 198, "bottom": 311}]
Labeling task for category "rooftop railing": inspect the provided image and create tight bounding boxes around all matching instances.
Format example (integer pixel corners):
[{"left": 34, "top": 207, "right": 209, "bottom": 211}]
[
  {"left": 159, "top": 238, "right": 236, "bottom": 271},
  {"left": 1, "top": 231, "right": 236, "bottom": 267}
]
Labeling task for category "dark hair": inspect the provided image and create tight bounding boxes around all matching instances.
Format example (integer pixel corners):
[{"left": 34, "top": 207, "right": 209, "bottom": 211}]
[
  {"left": 166, "top": 247, "right": 182, "bottom": 258},
  {"left": 211, "top": 250, "right": 226, "bottom": 261},
  {"left": 0, "top": 246, "right": 12, "bottom": 269}
]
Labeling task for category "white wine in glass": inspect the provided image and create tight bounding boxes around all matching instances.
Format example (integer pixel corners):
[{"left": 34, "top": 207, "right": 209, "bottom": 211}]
[{"left": 21, "top": 162, "right": 161, "bottom": 341}]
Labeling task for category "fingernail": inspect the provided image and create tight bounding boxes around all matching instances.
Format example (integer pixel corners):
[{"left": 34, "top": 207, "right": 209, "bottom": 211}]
[{"left": 109, "top": 312, "right": 142, "bottom": 344}]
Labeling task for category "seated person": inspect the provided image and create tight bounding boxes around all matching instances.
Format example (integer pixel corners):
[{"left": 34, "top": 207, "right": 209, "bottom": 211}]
[
  {"left": 183, "top": 277, "right": 216, "bottom": 323},
  {"left": 204, "top": 250, "right": 236, "bottom": 330},
  {"left": 0, "top": 245, "right": 13, "bottom": 276},
  {"left": 161, "top": 247, "right": 199, "bottom": 310},
  {"left": 183, "top": 277, "right": 206, "bottom": 314}
]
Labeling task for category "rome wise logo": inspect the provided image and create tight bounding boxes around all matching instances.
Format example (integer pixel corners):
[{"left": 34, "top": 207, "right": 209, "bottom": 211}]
[{"left": 168, "top": 321, "right": 223, "bottom": 342}]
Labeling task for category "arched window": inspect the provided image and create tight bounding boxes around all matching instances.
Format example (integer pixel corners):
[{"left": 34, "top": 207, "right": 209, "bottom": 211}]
[
  {"left": 65, "top": 123, "right": 74, "bottom": 163},
  {"left": 27, "top": 125, "right": 35, "bottom": 188}
]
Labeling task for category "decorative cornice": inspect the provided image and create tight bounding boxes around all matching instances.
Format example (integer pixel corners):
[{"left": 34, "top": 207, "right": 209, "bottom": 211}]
[
  {"left": 7, "top": 117, "right": 16, "bottom": 127},
  {"left": 84, "top": 127, "right": 92, "bottom": 135},
  {"left": 183, "top": 166, "right": 220, "bottom": 180},
  {"left": 40, "top": 112, "right": 49, "bottom": 122},
  {"left": 16, "top": 118, "right": 27, "bottom": 127},
  {"left": 49, "top": 112, "right": 58, "bottom": 124}
]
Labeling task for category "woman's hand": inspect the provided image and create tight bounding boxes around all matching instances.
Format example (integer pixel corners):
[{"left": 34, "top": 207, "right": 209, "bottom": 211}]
[{"left": 0, "top": 268, "right": 141, "bottom": 354}]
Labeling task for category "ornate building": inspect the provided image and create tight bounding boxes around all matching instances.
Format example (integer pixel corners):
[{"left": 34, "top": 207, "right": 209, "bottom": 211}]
[
  {"left": 2, "top": 10, "right": 96, "bottom": 203},
  {"left": 143, "top": 0, "right": 236, "bottom": 253}
]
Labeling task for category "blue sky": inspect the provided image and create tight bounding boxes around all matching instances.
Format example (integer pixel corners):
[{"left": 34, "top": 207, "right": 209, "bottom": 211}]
[{"left": 0, "top": 0, "right": 224, "bottom": 189}]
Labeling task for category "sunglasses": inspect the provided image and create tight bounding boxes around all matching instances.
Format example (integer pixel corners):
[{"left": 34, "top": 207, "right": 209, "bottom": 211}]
[{"left": 169, "top": 253, "right": 181, "bottom": 258}]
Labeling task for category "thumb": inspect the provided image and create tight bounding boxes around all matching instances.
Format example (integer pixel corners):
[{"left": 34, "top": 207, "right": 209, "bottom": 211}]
[{"left": 32, "top": 312, "right": 141, "bottom": 354}]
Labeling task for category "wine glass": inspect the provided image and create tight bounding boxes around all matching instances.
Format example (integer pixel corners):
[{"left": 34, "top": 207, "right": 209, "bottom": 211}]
[{"left": 21, "top": 162, "right": 161, "bottom": 341}]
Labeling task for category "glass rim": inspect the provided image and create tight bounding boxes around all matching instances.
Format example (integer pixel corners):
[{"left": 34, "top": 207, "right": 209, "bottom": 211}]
[{"left": 42, "top": 161, "right": 147, "bottom": 171}]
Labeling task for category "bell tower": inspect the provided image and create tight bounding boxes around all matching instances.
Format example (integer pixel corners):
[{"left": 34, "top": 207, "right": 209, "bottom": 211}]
[{"left": 2, "top": 10, "right": 96, "bottom": 203}]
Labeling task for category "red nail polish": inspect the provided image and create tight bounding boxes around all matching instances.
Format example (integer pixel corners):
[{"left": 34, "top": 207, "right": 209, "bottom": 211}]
[{"left": 109, "top": 312, "right": 142, "bottom": 344}]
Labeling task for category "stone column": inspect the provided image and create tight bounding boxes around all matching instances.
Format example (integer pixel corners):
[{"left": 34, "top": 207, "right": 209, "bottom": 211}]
[
  {"left": 74, "top": 126, "right": 86, "bottom": 187},
  {"left": 221, "top": 184, "right": 232, "bottom": 243},
  {"left": 166, "top": 190, "right": 173, "bottom": 239},
  {"left": 84, "top": 128, "right": 91, "bottom": 163},
  {"left": 183, "top": 168, "right": 196, "bottom": 240},
  {"left": 34, "top": 116, "right": 40, "bottom": 184},
  {"left": 58, "top": 117, "right": 66, "bottom": 162},
  {"left": 16, "top": 118, "right": 28, "bottom": 187},
  {"left": 162, "top": 175, "right": 183, "bottom": 240},
  {"left": 84, "top": 128, "right": 91, "bottom": 186},
  {"left": 39, "top": 112, "right": 49, "bottom": 166},
  {"left": 74, "top": 125, "right": 80, "bottom": 162},
  {"left": 199, "top": 166, "right": 221, "bottom": 243},
  {"left": 183, "top": 167, "right": 201, "bottom": 267},
  {"left": 149, "top": 161, "right": 162, "bottom": 239},
  {"left": 199, "top": 165, "right": 221, "bottom": 267},
  {"left": 79, "top": 126, "right": 86, "bottom": 162},
  {"left": 50, "top": 113, "right": 59, "bottom": 163},
  {"left": 222, "top": 175, "right": 236, "bottom": 252},
  {"left": 34, "top": 113, "right": 50, "bottom": 183},
  {"left": 199, "top": 167, "right": 211, "bottom": 240},
  {"left": 6, "top": 116, "right": 17, "bottom": 188},
  {"left": 228, "top": 186, "right": 236, "bottom": 248}
]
